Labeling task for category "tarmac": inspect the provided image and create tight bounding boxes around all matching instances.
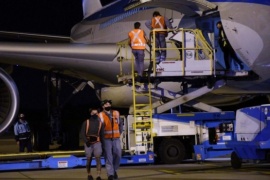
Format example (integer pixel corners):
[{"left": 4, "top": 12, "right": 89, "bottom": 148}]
[
  {"left": 1, "top": 161, "right": 270, "bottom": 180},
  {"left": 1, "top": 134, "right": 270, "bottom": 180}
]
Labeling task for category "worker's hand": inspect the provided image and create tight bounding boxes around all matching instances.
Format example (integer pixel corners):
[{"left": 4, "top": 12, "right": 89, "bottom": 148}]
[
  {"left": 172, "top": 27, "right": 178, "bottom": 35},
  {"left": 167, "top": 26, "right": 177, "bottom": 34}
]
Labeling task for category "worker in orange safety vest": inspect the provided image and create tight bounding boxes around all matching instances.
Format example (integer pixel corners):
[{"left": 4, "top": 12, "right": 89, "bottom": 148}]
[
  {"left": 145, "top": 11, "right": 173, "bottom": 63},
  {"left": 99, "top": 99, "right": 122, "bottom": 180},
  {"left": 128, "top": 21, "right": 149, "bottom": 81}
]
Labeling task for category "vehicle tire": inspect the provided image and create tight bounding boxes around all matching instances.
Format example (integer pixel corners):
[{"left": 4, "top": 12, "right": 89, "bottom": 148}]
[
  {"left": 158, "top": 138, "right": 185, "bottom": 164},
  {"left": 231, "top": 151, "right": 242, "bottom": 169}
]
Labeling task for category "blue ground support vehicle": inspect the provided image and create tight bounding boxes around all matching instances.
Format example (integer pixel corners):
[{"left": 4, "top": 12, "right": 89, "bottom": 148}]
[
  {"left": 127, "top": 111, "right": 235, "bottom": 164},
  {"left": 0, "top": 111, "right": 236, "bottom": 171},
  {"left": 226, "top": 104, "right": 270, "bottom": 169}
]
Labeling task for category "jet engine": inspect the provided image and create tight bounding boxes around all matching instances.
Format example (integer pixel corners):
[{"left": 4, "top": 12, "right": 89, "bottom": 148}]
[{"left": 0, "top": 67, "right": 19, "bottom": 134}]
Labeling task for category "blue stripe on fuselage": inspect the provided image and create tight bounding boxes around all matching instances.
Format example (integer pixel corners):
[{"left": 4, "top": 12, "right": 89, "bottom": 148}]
[{"left": 99, "top": 7, "right": 148, "bottom": 29}]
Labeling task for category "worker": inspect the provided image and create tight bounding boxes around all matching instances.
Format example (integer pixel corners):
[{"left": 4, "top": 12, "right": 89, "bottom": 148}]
[
  {"left": 99, "top": 100, "right": 122, "bottom": 180},
  {"left": 80, "top": 107, "right": 104, "bottom": 180},
  {"left": 145, "top": 11, "right": 173, "bottom": 63},
  {"left": 216, "top": 21, "right": 244, "bottom": 71},
  {"left": 14, "top": 113, "right": 33, "bottom": 152},
  {"left": 128, "top": 21, "right": 149, "bottom": 81}
]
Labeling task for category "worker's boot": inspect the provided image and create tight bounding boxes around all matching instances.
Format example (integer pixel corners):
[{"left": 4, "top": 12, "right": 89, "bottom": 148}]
[{"left": 114, "top": 172, "right": 118, "bottom": 179}]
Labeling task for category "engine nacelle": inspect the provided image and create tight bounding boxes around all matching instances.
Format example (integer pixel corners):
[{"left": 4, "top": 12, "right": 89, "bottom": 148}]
[{"left": 0, "top": 68, "right": 19, "bottom": 134}]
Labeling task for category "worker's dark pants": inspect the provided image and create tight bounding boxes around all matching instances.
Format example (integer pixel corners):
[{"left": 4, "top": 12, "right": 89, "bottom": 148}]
[
  {"left": 132, "top": 49, "right": 145, "bottom": 76},
  {"left": 222, "top": 45, "right": 243, "bottom": 70},
  {"left": 154, "top": 33, "right": 167, "bottom": 62},
  {"left": 19, "top": 139, "right": 32, "bottom": 152}
]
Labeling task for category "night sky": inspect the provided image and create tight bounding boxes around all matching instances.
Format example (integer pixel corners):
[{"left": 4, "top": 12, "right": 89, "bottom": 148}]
[{"left": 0, "top": 0, "right": 83, "bottom": 35}]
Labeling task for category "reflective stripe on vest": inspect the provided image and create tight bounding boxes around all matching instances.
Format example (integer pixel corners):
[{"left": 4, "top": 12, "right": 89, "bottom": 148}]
[
  {"left": 221, "top": 30, "right": 227, "bottom": 47},
  {"left": 129, "top": 29, "right": 146, "bottom": 50},
  {"left": 151, "top": 16, "right": 167, "bottom": 34},
  {"left": 152, "top": 16, "right": 166, "bottom": 34},
  {"left": 99, "top": 111, "right": 120, "bottom": 139},
  {"left": 153, "top": 16, "right": 164, "bottom": 29}
]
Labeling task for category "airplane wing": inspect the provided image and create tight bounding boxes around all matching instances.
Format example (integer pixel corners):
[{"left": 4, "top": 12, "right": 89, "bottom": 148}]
[
  {"left": 0, "top": 41, "right": 120, "bottom": 84},
  {"left": 0, "top": 31, "right": 71, "bottom": 43}
]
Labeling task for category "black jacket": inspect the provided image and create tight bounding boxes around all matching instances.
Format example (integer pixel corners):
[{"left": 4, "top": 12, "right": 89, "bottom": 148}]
[{"left": 218, "top": 28, "right": 232, "bottom": 50}]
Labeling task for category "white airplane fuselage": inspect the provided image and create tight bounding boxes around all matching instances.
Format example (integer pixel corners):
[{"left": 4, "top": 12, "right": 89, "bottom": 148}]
[
  {"left": 72, "top": 0, "right": 270, "bottom": 81},
  {"left": 69, "top": 0, "right": 270, "bottom": 107}
]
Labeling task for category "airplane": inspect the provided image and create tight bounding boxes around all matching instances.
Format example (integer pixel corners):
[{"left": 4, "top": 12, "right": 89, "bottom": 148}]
[{"left": 0, "top": 0, "right": 269, "bottom": 148}]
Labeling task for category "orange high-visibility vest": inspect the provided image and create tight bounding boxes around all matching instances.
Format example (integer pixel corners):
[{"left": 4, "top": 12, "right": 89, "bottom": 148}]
[
  {"left": 128, "top": 29, "right": 146, "bottom": 50},
  {"left": 151, "top": 15, "right": 166, "bottom": 34},
  {"left": 99, "top": 111, "right": 120, "bottom": 139}
]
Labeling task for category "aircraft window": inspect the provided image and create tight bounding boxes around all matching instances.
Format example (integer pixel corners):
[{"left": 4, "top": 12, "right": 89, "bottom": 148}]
[{"left": 100, "top": 0, "right": 117, "bottom": 7}]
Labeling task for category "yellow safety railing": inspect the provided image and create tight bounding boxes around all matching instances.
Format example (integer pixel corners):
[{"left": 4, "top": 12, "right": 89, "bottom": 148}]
[
  {"left": 116, "top": 28, "right": 214, "bottom": 79},
  {"left": 151, "top": 28, "right": 214, "bottom": 76}
]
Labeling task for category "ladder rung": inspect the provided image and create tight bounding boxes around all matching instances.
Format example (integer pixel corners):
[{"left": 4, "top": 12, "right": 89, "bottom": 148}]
[
  {"left": 135, "top": 131, "right": 152, "bottom": 133},
  {"left": 133, "top": 124, "right": 152, "bottom": 128},
  {"left": 134, "top": 119, "right": 152, "bottom": 121},
  {"left": 134, "top": 120, "right": 152, "bottom": 122},
  {"left": 135, "top": 141, "right": 153, "bottom": 143},
  {"left": 134, "top": 121, "right": 152, "bottom": 123},
  {"left": 135, "top": 93, "right": 150, "bottom": 96},
  {"left": 135, "top": 104, "right": 150, "bottom": 107},
  {"left": 134, "top": 116, "right": 151, "bottom": 118},
  {"left": 135, "top": 109, "right": 151, "bottom": 112},
  {"left": 134, "top": 128, "right": 152, "bottom": 130}
]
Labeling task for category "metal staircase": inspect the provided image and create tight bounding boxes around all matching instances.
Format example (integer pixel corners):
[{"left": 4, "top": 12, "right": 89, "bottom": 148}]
[
  {"left": 131, "top": 58, "right": 154, "bottom": 154},
  {"left": 115, "top": 27, "right": 252, "bottom": 153}
]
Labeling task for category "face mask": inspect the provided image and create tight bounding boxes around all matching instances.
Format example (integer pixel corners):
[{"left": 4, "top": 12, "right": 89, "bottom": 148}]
[
  {"left": 104, "top": 107, "right": 111, "bottom": 111},
  {"left": 91, "top": 114, "right": 98, "bottom": 119}
]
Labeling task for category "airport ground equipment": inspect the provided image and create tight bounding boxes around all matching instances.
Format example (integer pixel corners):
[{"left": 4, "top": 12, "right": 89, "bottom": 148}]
[
  {"left": 117, "top": 27, "right": 242, "bottom": 164},
  {"left": 225, "top": 104, "right": 270, "bottom": 169},
  {"left": 0, "top": 111, "right": 235, "bottom": 171},
  {"left": 0, "top": 151, "right": 154, "bottom": 171},
  {"left": 125, "top": 111, "right": 235, "bottom": 164}
]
